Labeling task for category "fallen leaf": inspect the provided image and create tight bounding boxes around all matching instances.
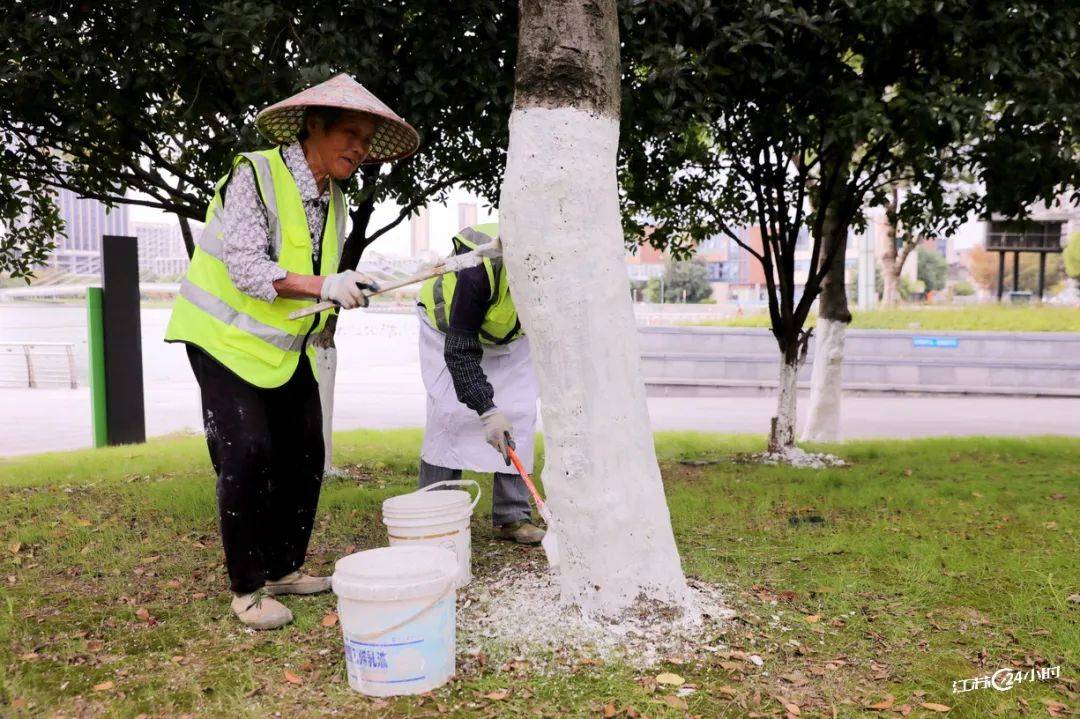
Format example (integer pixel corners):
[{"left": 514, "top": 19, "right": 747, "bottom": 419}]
[
  {"left": 8, "top": 541, "right": 21, "bottom": 554},
  {"left": 920, "top": 702, "right": 951, "bottom": 712},
  {"left": 321, "top": 612, "right": 339, "bottom": 627},
  {"left": 656, "top": 672, "right": 685, "bottom": 686},
  {"left": 625, "top": 707, "right": 640, "bottom": 719},
  {"left": 1049, "top": 493, "right": 1066, "bottom": 500},
  {"left": 76, "top": 519, "right": 92, "bottom": 527},
  {"left": 971, "top": 491, "right": 983, "bottom": 498},
  {"left": 165, "top": 579, "right": 182, "bottom": 589},
  {"left": 1068, "top": 594, "right": 1080, "bottom": 604},
  {"left": 804, "top": 614, "right": 821, "bottom": 624},
  {"left": 867, "top": 694, "right": 895, "bottom": 710},
  {"left": 92, "top": 680, "right": 114, "bottom": 692},
  {"left": 135, "top": 607, "right": 150, "bottom": 621},
  {"left": 602, "top": 702, "right": 617, "bottom": 717},
  {"left": 784, "top": 702, "right": 801, "bottom": 715},
  {"left": 1044, "top": 521, "right": 1058, "bottom": 530},
  {"left": 283, "top": 670, "right": 303, "bottom": 685},
  {"left": 243, "top": 684, "right": 264, "bottom": 698},
  {"left": 662, "top": 695, "right": 687, "bottom": 710},
  {"left": 483, "top": 689, "right": 510, "bottom": 700},
  {"left": 898, "top": 704, "right": 912, "bottom": 716},
  {"left": 717, "top": 685, "right": 738, "bottom": 696},
  {"left": 19, "top": 652, "right": 39, "bottom": 661}
]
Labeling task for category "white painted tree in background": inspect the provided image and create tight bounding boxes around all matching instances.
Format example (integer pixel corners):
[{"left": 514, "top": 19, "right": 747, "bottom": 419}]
[{"left": 499, "top": 0, "right": 689, "bottom": 616}]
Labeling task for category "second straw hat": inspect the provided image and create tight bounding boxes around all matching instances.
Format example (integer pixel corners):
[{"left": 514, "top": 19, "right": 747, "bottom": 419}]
[{"left": 256, "top": 74, "right": 420, "bottom": 164}]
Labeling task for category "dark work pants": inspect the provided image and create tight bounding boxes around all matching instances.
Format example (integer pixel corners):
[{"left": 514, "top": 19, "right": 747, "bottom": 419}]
[
  {"left": 418, "top": 459, "right": 532, "bottom": 526},
  {"left": 187, "top": 345, "right": 324, "bottom": 595}
]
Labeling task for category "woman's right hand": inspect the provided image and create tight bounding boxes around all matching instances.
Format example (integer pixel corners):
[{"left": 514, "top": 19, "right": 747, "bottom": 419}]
[{"left": 320, "top": 270, "right": 380, "bottom": 309}]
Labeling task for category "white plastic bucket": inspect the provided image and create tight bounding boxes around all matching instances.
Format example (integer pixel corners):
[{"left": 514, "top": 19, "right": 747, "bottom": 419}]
[
  {"left": 382, "top": 480, "right": 481, "bottom": 588},
  {"left": 332, "top": 546, "right": 458, "bottom": 696}
]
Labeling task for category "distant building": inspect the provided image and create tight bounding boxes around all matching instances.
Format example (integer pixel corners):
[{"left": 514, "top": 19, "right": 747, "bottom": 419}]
[
  {"left": 132, "top": 220, "right": 190, "bottom": 277},
  {"left": 50, "top": 189, "right": 129, "bottom": 275},
  {"left": 409, "top": 207, "right": 430, "bottom": 257},
  {"left": 457, "top": 202, "right": 478, "bottom": 231}
]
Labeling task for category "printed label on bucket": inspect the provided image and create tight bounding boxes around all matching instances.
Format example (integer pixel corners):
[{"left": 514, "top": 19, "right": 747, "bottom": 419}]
[{"left": 342, "top": 595, "right": 455, "bottom": 694}]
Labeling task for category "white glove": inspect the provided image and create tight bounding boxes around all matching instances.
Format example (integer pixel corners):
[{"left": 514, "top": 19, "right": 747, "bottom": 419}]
[
  {"left": 320, "top": 270, "right": 379, "bottom": 310},
  {"left": 480, "top": 408, "right": 514, "bottom": 465}
]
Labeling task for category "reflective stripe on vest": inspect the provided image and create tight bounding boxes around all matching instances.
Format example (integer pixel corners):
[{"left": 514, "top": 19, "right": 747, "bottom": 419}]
[{"left": 178, "top": 278, "right": 306, "bottom": 352}]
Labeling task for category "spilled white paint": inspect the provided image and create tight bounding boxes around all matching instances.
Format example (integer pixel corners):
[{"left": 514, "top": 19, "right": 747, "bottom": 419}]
[
  {"left": 315, "top": 345, "right": 337, "bottom": 473},
  {"left": 499, "top": 106, "right": 689, "bottom": 616},
  {"left": 771, "top": 355, "right": 799, "bottom": 450},
  {"left": 801, "top": 319, "right": 846, "bottom": 442}
]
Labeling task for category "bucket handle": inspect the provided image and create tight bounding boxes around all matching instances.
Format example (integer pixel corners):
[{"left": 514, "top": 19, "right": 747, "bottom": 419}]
[
  {"left": 347, "top": 581, "right": 455, "bottom": 642},
  {"left": 418, "top": 479, "right": 482, "bottom": 513}
]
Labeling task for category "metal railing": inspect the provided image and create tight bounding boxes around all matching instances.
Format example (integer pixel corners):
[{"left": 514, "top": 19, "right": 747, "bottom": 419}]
[{"left": 0, "top": 342, "right": 78, "bottom": 389}]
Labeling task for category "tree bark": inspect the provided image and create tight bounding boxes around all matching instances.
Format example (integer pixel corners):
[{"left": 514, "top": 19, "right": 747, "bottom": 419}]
[
  {"left": 500, "top": 0, "right": 689, "bottom": 616},
  {"left": 177, "top": 215, "right": 195, "bottom": 259}
]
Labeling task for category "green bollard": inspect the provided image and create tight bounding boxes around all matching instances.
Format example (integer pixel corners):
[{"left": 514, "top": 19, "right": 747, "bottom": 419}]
[{"left": 87, "top": 287, "right": 108, "bottom": 448}]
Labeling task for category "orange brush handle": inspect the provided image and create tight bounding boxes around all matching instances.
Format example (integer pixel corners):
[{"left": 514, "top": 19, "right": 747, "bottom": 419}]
[{"left": 507, "top": 446, "right": 546, "bottom": 509}]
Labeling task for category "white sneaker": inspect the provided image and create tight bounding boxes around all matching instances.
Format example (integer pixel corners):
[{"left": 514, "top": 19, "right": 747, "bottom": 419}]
[
  {"left": 265, "top": 571, "right": 332, "bottom": 596},
  {"left": 231, "top": 590, "right": 293, "bottom": 630}
]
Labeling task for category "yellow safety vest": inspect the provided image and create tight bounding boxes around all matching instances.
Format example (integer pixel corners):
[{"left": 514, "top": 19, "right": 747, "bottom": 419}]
[
  {"left": 418, "top": 223, "right": 523, "bottom": 344},
  {"left": 165, "top": 147, "right": 345, "bottom": 387}
]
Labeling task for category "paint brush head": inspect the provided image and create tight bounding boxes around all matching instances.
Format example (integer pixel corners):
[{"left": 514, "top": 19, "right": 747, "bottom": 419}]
[{"left": 440, "top": 237, "right": 503, "bottom": 272}]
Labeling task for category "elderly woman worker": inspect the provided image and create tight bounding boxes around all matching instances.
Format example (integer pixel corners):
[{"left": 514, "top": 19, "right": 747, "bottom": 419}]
[{"left": 165, "top": 75, "right": 419, "bottom": 629}]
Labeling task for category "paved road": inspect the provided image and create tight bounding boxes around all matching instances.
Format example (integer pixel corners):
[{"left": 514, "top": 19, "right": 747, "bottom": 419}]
[{"left": 2, "top": 305, "right": 1078, "bottom": 457}]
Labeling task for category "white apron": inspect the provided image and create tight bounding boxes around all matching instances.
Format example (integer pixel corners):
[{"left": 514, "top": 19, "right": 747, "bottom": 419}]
[{"left": 418, "top": 307, "right": 539, "bottom": 474}]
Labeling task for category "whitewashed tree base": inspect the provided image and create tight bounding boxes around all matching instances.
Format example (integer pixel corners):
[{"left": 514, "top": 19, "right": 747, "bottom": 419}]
[
  {"left": 500, "top": 105, "right": 689, "bottom": 617},
  {"left": 315, "top": 345, "right": 337, "bottom": 474},
  {"left": 769, "top": 355, "right": 800, "bottom": 451},
  {"left": 801, "top": 319, "right": 846, "bottom": 442}
]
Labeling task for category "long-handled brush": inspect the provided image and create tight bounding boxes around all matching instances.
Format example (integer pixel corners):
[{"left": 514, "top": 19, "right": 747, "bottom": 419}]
[
  {"left": 288, "top": 238, "right": 502, "bottom": 320},
  {"left": 506, "top": 446, "right": 560, "bottom": 569}
]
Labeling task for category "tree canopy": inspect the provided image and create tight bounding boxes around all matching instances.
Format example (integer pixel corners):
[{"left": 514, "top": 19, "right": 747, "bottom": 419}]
[{"left": 0, "top": 0, "right": 515, "bottom": 277}]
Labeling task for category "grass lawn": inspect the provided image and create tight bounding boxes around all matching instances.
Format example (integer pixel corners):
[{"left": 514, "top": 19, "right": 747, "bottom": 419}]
[
  {"left": 690, "top": 305, "right": 1080, "bottom": 333},
  {"left": 1, "top": 430, "right": 1076, "bottom": 718}
]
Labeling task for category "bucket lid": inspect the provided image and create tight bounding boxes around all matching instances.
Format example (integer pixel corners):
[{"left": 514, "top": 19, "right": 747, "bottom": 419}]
[
  {"left": 332, "top": 546, "right": 457, "bottom": 601},
  {"left": 383, "top": 489, "right": 471, "bottom": 516}
]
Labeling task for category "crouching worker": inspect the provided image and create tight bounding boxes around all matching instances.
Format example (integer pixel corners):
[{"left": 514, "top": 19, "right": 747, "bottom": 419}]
[
  {"left": 165, "top": 75, "right": 419, "bottom": 628},
  {"left": 416, "top": 223, "right": 545, "bottom": 544}
]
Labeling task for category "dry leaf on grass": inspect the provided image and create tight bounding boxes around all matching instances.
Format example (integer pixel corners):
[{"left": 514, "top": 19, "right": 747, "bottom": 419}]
[
  {"left": 283, "top": 670, "right": 303, "bottom": 685},
  {"left": 602, "top": 702, "right": 617, "bottom": 717},
  {"left": 662, "top": 695, "right": 687, "bottom": 710},
  {"left": 867, "top": 694, "right": 895, "bottom": 710},
  {"left": 321, "top": 612, "right": 339, "bottom": 627},
  {"left": 920, "top": 702, "right": 951, "bottom": 712},
  {"left": 804, "top": 614, "right": 821, "bottom": 624},
  {"left": 483, "top": 689, "right": 510, "bottom": 700},
  {"left": 656, "top": 672, "right": 685, "bottom": 686},
  {"left": 92, "top": 680, "right": 114, "bottom": 692},
  {"left": 784, "top": 702, "right": 801, "bottom": 715}
]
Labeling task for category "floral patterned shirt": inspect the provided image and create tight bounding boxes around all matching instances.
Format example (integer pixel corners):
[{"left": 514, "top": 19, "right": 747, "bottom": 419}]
[{"left": 222, "top": 142, "right": 329, "bottom": 302}]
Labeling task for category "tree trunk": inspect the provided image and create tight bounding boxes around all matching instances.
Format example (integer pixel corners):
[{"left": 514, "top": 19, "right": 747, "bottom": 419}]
[
  {"left": 312, "top": 314, "right": 339, "bottom": 474},
  {"left": 314, "top": 174, "right": 379, "bottom": 475},
  {"left": 768, "top": 348, "right": 801, "bottom": 452},
  {"left": 879, "top": 186, "right": 902, "bottom": 306},
  {"left": 500, "top": 0, "right": 689, "bottom": 616},
  {"left": 177, "top": 215, "right": 195, "bottom": 259},
  {"left": 802, "top": 189, "right": 852, "bottom": 443}
]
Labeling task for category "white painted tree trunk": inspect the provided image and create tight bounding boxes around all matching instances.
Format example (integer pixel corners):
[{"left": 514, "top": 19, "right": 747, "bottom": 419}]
[
  {"left": 315, "top": 345, "right": 337, "bottom": 474},
  {"left": 769, "top": 355, "right": 800, "bottom": 451},
  {"left": 501, "top": 106, "right": 689, "bottom": 616},
  {"left": 800, "top": 319, "right": 845, "bottom": 442}
]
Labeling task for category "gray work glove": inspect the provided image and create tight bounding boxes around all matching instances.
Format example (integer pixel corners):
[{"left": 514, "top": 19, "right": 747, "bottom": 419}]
[
  {"left": 480, "top": 408, "right": 515, "bottom": 465},
  {"left": 320, "top": 270, "right": 379, "bottom": 310}
]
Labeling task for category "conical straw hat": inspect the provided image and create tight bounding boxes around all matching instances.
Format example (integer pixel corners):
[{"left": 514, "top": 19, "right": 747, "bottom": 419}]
[{"left": 256, "top": 74, "right": 420, "bottom": 164}]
